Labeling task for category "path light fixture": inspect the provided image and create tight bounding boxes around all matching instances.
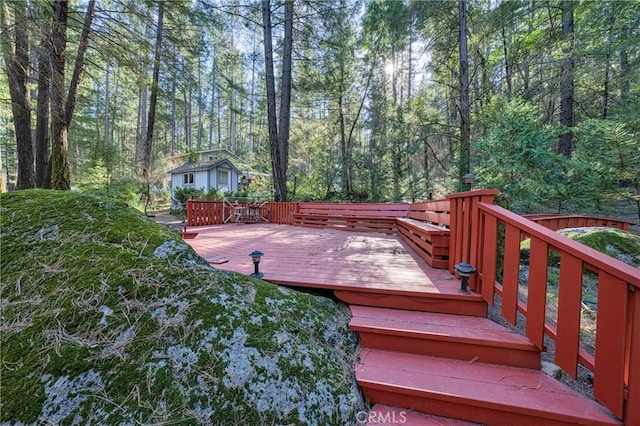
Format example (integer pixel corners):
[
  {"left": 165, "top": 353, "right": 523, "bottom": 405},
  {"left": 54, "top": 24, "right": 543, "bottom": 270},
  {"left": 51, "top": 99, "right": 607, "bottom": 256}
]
[
  {"left": 181, "top": 219, "right": 188, "bottom": 234},
  {"left": 462, "top": 173, "right": 475, "bottom": 191},
  {"left": 454, "top": 262, "right": 477, "bottom": 293},
  {"left": 249, "top": 250, "right": 264, "bottom": 279}
]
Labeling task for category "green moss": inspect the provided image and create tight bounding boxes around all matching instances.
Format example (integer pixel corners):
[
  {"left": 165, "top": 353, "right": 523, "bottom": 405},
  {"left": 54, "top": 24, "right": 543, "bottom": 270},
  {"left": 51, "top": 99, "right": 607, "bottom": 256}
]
[
  {"left": 1, "top": 190, "right": 363, "bottom": 424},
  {"left": 520, "top": 226, "right": 640, "bottom": 268},
  {"left": 558, "top": 227, "right": 640, "bottom": 267}
]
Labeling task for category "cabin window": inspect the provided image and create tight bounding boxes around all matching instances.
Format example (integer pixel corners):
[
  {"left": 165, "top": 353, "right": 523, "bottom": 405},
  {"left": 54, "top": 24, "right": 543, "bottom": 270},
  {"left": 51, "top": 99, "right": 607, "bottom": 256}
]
[
  {"left": 217, "top": 170, "right": 228, "bottom": 188},
  {"left": 183, "top": 173, "right": 194, "bottom": 185}
]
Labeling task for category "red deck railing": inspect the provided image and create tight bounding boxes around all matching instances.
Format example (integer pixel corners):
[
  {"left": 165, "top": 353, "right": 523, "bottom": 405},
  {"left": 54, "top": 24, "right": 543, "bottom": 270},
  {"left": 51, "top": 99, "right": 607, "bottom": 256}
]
[
  {"left": 186, "top": 200, "right": 225, "bottom": 226},
  {"left": 525, "top": 214, "right": 631, "bottom": 231},
  {"left": 185, "top": 201, "right": 299, "bottom": 225},
  {"left": 449, "top": 191, "right": 640, "bottom": 424},
  {"left": 267, "top": 202, "right": 299, "bottom": 224}
]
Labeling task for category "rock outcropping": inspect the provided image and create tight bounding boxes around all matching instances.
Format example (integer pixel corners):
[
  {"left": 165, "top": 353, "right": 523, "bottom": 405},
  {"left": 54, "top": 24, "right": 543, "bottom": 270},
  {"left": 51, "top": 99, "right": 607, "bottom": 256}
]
[{"left": 1, "top": 190, "right": 364, "bottom": 425}]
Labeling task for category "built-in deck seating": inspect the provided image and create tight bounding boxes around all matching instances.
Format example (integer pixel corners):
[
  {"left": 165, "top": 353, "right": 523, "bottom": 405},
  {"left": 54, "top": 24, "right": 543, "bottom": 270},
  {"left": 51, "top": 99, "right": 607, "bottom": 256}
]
[
  {"left": 292, "top": 203, "right": 408, "bottom": 234},
  {"left": 292, "top": 201, "right": 452, "bottom": 268},
  {"left": 395, "top": 200, "right": 451, "bottom": 269}
]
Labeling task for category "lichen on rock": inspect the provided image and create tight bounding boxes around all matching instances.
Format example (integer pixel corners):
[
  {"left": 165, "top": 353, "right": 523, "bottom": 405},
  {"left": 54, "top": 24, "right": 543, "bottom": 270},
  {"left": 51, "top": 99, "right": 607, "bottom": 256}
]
[{"left": 1, "top": 190, "right": 364, "bottom": 425}]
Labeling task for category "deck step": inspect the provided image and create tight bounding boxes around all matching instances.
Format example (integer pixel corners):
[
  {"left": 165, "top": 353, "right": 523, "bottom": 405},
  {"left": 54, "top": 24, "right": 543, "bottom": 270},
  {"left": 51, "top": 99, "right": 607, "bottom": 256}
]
[
  {"left": 366, "top": 405, "right": 482, "bottom": 425},
  {"left": 350, "top": 306, "right": 540, "bottom": 369},
  {"left": 357, "top": 349, "right": 620, "bottom": 426},
  {"left": 335, "top": 288, "right": 487, "bottom": 317}
]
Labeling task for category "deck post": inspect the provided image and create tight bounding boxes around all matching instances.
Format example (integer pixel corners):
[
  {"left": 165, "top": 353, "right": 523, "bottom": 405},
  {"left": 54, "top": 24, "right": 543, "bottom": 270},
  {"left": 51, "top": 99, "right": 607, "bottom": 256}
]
[
  {"left": 186, "top": 200, "right": 193, "bottom": 226},
  {"left": 447, "top": 190, "right": 499, "bottom": 291}
]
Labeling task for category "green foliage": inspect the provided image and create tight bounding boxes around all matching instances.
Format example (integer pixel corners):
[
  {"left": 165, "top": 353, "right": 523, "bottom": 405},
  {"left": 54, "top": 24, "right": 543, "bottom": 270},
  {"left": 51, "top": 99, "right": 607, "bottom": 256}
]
[
  {"left": 187, "top": 150, "right": 200, "bottom": 163},
  {"left": 474, "top": 99, "right": 568, "bottom": 211},
  {"left": 79, "top": 181, "right": 140, "bottom": 206},
  {"left": 574, "top": 119, "right": 640, "bottom": 205},
  {"left": 204, "top": 188, "right": 223, "bottom": 200},
  {"left": 173, "top": 186, "right": 205, "bottom": 204}
]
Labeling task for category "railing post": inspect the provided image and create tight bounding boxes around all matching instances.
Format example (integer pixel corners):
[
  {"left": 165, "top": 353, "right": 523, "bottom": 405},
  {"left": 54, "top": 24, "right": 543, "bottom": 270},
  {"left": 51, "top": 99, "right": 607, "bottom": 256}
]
[
  {"left": 447, "top": 190, "right": 499, "bottom": 289},
  {"left": 186, "top": 200, "right": 193, "bottom": 226}
]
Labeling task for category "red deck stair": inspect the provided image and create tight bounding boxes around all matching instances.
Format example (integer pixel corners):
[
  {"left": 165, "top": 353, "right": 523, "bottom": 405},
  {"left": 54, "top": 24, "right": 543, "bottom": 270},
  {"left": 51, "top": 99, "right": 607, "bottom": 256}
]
[
  {"left": 357, "top": 348, "right": 620, "bottom": 426},
  {"left": 335, "top": 287, "right": 487, "bottom": 317},
  {"left": 350, "top": 305, "right": 540, "bottom": 369},
  {"left": 366, "top": 405, "right": 481, "bottom": 425}
]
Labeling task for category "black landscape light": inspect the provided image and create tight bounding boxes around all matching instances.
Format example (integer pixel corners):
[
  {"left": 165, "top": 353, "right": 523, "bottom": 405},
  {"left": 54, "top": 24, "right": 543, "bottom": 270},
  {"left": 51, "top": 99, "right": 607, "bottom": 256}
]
[
  {"left": 182, "top": 219, "right": 188, "bottom": 234},
  {"left": 454, "top": 262, "right": 477, "bottom": 293},
  {"left": 249, "top": 250, "right": 264, "bottom": 279},
  {"left": 462, "top": 173, "right": 475, "bottom": 191}
]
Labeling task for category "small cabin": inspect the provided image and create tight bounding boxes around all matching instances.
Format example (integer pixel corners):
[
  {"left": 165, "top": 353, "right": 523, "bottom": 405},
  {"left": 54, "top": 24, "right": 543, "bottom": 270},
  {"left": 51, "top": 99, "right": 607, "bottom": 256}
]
[{"left": 169, "top": 158, "right": 241, "bottom": 208}]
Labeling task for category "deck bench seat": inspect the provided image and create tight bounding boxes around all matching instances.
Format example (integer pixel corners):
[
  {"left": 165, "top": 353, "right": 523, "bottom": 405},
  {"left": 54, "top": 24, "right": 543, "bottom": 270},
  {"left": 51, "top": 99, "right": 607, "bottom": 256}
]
[
  {"left": 291, "top": 203, "right": 450, "bottom": 268},
  {"left": 293, "top": 203, "right": 409, "bottom": 234},
  {"left": 395, "top": 218, "right": 450, "bottom": 269}
]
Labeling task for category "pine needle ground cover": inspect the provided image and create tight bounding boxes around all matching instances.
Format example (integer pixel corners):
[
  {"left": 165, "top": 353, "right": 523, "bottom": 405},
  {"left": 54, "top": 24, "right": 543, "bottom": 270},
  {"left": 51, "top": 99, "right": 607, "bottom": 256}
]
[{"left": 0, "top": 190, "right": 364, "bottom": 425}]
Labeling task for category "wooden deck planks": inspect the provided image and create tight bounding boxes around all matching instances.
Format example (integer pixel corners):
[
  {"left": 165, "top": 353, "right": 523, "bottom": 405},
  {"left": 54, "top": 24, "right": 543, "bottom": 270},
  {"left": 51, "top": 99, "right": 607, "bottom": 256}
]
[
  {"left": 184, "top": 223, "right": 462, "bottom": 297},
  {"left": 350, "top": 305, "right": 537, "bottom": 349}
]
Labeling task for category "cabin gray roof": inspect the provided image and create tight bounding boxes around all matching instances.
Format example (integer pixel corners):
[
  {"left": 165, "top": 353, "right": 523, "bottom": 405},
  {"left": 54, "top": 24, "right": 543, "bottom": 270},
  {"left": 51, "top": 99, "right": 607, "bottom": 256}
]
[{"left": 169, "top": 158, "right": 241, "bottom": 175}]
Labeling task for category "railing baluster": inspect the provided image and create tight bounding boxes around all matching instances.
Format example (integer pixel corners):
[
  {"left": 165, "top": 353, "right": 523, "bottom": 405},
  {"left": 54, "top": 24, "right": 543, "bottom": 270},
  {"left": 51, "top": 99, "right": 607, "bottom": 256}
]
[
  {"left": 556, "top": 253, "right": 583, "bottom": 378},
  {"left": 626, "top": 289, "right": 640, "bottom": 424},
  {"left": 501, "top": 223, "right": 520, "bottom": 325},
  {"left": 480, "top": 213, "right": 498, "bottom": 303},
  {"left": 526, "top": 238, "right": 548, "bottom": 348},
  {"left": 594, "top": 271, "right": 628, "bottom": 418}
]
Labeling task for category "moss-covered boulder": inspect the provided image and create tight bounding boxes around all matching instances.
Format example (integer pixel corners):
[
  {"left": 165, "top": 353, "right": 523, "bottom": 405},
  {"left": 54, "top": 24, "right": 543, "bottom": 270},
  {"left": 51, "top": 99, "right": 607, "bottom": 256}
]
[
  {"left": 520, "top": 226, "right": 640, "bottom": 268},
  {"left": 1, "top": 190, "right": 364, "bottom": 425}
]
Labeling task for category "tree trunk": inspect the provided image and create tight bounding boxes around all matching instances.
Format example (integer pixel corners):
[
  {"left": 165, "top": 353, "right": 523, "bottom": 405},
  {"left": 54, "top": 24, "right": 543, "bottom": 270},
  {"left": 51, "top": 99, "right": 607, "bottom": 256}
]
[
  {"left": 171, "top": 80, "right": 176, "bottom": 155},
  {"left": 1, "top": 2, "right": 35, "bottom": 189},
  {"left": 136, "top": 21, "right": 152, "bottom": 170},
  {"left": 277, "top": 0, "right": 294, "bottom": 201},
  {"left": 208, "top": 52, "right": 215, "bottom": 149},
  {"left": 558, "top": 0, "right": 574, "bottom": 158},
  {"left": 197, "top": 57, "right": 203, "bottom": 151},
  {"left": 0, "top": 147, "right": 5, "bottom": 192},
  {"left": 458, "top": 0, "right": 471, "bottom": 188},
  {"left": 65, "top": 0, "right": 96, "bottom": 126},
  {"left": 35, "top": 16, "right": 51, "bottom": 188},
  {"left": 261, "top": 0, "right": 282, "bottom": 200},
  {"left": 50, "top": 0, "right": 70, "bottom": 190},
  {"left": 50, "top": 0, "right": 96, "bottom": 189},
  {"left": 142, "top": 2, "right": 164, "bottom": 183},
  {"left": 184, "top": 87, "right": 192, "bottom": 151},
  {"left": 248, "top": 34, "right": 257, "bottom": 160},
  {"left": 501, "top": 24, "right": 512, "bottom": 99},
  {"left": 619, "top": 31, "right": 630, "bottom": 104},
  {"left": 104, "top": 63, "right": 110, "bottom": 150},
  {"left": 229, "top": 87, "right": 236, "bottom": 152}
]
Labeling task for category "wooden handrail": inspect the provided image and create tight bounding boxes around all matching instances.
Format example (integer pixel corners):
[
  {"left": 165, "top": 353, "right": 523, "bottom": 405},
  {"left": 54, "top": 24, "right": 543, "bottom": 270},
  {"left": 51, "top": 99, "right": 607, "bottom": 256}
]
[
  {"left": 480, "top": 204, "right": 640, "bottom": 285},
  {"left": 525, "top": 214, "right": 632, "bottom": 231},
  {"left": 474, "top": 201, "right": 640, "bottom": 422}
]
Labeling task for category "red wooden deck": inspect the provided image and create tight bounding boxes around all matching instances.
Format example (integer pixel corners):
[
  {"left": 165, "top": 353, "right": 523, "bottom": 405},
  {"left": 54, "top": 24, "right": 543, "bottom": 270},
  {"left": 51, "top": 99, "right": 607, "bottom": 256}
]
[
  {"left": 182, "top": 221, "right": 623, "bottom": 425},
  {"left": 185, "top": 223, "right": 458, "bottom": 295}
]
